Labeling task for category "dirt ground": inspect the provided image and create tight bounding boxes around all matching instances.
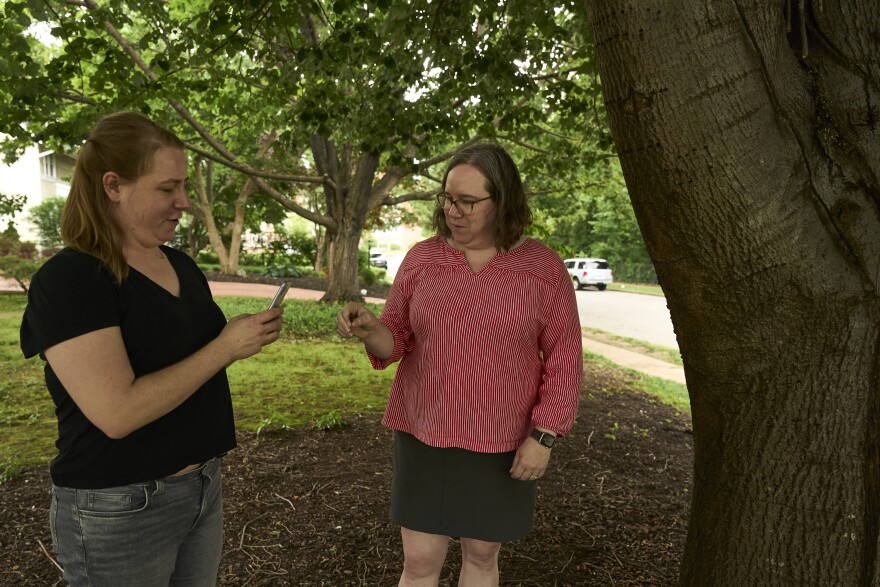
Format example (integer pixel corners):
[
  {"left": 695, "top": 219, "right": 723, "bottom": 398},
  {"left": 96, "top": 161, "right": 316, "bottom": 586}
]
[
  {"left": 0, "top": 358, "right": 693, "bottom": 586},
  {"left": 1, "top": 273, "right": 694, "bottom": 585}
]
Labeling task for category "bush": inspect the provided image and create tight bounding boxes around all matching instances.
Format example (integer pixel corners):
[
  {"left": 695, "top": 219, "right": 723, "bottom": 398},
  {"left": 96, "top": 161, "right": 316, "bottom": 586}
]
[
  {"left": 358, "top": 266, "right": 377, "bottom": 286},
  {"left": 315, "top": 410, "right": 346, "bottom": 431},
  {"left": 259, "top": 230, "right": 318, "bottom": 267},
  {"left": 613, "top": 263, "right": 658, "bottom": 285},
  {"left": 197, "top": 249, "right": 219, "bottom": 264},
  {"left": 26, "top": 196, "right": 65, "bottom": 250},
  {"left": 0, "top": 233, "right": 41, "bottom": 292},
  {"left": 265, "top": 264, "right": 304, "bottom": 278}
]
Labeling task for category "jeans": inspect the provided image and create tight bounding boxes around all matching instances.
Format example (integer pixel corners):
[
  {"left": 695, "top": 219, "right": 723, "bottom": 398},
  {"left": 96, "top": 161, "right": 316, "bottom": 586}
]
[{"left": 49, "top": 457, "right": 223, "bottom": 586}]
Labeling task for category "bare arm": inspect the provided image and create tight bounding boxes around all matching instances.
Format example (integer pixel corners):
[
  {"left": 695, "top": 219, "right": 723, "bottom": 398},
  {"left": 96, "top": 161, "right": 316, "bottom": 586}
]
[{"left": 44, "top": 308, "right": 284, "bottom": 439}]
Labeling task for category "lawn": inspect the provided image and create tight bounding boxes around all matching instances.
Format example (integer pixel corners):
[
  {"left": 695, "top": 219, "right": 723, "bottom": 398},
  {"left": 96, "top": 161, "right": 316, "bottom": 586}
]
[{"left": 0, "top": 291, "right": 688, "bottom": 483}]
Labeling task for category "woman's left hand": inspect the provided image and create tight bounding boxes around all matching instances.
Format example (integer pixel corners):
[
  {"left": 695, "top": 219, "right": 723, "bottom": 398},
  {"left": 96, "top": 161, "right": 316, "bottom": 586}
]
[{"left": 510, "top": 435, "right": 553, "bottom": 481}]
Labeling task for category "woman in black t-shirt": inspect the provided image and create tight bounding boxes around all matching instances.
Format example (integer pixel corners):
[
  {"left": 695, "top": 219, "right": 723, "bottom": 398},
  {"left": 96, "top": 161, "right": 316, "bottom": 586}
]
[{"left": 20, "top": 112, "right": 284, "bottom": 586}]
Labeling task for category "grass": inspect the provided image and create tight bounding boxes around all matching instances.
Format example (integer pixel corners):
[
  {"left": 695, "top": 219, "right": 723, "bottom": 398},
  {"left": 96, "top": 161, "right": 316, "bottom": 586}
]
[
  {"left": 0, "top": 301, "right": 57, "bottom": 482},
  {"left": 583, "top": 326, "right": 682, "bottom": 366},
  {"left": 0, "top": 289, "right": 689, "bottom": 484},
  {"left": 584, "top": 349, "right": 690, "bottom": 414},
  {"left": 608, "top": 282, "right": 665, "bottom": 296}
]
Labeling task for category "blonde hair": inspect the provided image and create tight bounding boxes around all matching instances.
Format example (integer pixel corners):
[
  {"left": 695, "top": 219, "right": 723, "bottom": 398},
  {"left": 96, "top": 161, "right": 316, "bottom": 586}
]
[{"left": 61, "top": 112, "right": 184, "bottom": 283}]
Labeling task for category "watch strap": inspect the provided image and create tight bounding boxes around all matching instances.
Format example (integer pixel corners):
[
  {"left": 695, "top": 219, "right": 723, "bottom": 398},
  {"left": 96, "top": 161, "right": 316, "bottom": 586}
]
[{"left": 530, "top": 428, "right": 556, "bottom": 448}]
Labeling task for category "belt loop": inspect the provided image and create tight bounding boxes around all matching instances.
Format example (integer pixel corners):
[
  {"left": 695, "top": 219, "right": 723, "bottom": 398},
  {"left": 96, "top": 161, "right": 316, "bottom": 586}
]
[
  {"left": 201, "top": 457, "right": 216, "bottom": 481},
  {"left": 154, "top": 479, "right": 164, "bottom": 496}
]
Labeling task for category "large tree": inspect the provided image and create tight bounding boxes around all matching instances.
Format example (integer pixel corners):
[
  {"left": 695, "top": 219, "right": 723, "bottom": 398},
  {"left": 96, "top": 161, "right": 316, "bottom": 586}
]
[
  {"left": 587, "top": 0, "right": 879, "bottom": 583},
  {"left": 1, "top": 0, "right": 611, "bottom": 300}
]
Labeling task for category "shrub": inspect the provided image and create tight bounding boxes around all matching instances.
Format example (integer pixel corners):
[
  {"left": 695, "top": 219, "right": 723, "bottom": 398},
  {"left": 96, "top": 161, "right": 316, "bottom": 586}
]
[
  {"left": 197, "top": 249, "right": 219, "bottom": 264},
  {"left": 358, "top": 266, "right": 377, "bottom": 286},
  {"left": 265, "top": 264, "right": 304, "bottom": 278},
  {"left": 315, "top": 410, "right": 346, "bottom": 431},
  {"left": 0, "top": 233, "right": 41, "bottom": 292}
]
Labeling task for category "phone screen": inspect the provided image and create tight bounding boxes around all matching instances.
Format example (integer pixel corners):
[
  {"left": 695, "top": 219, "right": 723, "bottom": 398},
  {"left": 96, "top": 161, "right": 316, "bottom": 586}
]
[{"left": 268, "top": 281, "right": 290, "bottom": 309}]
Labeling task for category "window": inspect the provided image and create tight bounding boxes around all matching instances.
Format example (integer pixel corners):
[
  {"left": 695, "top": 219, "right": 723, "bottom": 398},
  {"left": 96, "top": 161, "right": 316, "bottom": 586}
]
[{"left": 40, "top": 154, "right": 56, "bottom": 178}]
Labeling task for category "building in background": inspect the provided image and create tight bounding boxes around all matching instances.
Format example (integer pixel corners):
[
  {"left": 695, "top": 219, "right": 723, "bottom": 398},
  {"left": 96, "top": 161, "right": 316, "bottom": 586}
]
[{"left": 0, "top": 145, "right": 75, "bottom": 243}]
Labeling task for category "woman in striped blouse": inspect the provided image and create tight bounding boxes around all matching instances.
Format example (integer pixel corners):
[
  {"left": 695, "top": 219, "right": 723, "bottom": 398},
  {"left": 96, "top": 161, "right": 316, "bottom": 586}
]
[{"left": 337, "top": 143, "right": 582, "bottom": 586}]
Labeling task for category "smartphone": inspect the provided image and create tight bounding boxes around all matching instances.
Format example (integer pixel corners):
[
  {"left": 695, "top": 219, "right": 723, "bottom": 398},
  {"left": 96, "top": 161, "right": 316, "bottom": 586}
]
[{"left": 268, "top": 281, "right": 290, "bottom": 309}]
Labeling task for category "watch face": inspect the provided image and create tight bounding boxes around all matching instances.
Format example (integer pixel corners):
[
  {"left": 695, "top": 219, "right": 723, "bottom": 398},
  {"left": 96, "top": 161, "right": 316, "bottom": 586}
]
[{"left": 532, "top": 429, "right": 555, "bottom": 448}]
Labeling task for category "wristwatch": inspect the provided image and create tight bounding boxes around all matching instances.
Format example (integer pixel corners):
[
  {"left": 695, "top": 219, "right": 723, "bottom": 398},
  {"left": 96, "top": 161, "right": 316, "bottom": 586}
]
[{"left": 530, "top": 428, "right": 556, "bottom": 449}]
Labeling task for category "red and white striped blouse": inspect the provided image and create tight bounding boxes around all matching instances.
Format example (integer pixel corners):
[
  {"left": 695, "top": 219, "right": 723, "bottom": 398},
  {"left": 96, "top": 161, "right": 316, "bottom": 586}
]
[{"left": 369, "top": 236, "right": 583, "bottom": 453}]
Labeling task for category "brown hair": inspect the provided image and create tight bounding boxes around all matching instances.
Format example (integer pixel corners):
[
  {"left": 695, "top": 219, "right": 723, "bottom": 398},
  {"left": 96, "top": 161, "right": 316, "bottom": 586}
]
[
  {"left": 432, "top": 143, "right": 531, "bottom": 251},
  {"left": 61, "top": 112, "right": 185, "bottom": 283}
]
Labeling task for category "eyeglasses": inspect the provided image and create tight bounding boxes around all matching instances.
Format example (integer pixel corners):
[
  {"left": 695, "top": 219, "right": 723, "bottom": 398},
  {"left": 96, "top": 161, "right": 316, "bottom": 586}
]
[{"left": 436, "top": 192, "right": 493, "bottom": 215}]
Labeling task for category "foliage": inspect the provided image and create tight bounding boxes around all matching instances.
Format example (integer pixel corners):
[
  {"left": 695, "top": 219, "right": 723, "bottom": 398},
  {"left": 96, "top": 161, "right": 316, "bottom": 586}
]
[
  {"left": 26, "top": 196, "right": 65, "bottom": 251},
  {"left": 0, "top": 193, "right": 27, "bottom": 230},
  {"left": 612, "top": 263, "right": 657, "bottom": 285},
  {"left": 0, "top": 233, "right": 41, "bottom": 292},
  {"left": 0, "top": 292, "right": 27, "bottom": 312},
  {"left": 253, "top": 228, "right": 318, "bottom": 267},
  {"left": 264, "top": 264, "right": 305, "bottom": 278},
  {"left": 0, "top": 457, "right": 24, "bottom": 484},
  {"left": 315, "top": 410, "right": 346, "bottom": 431},
  {"left": 0, "top": 0, "right": 616, "bottom": 299},
  {"left": 529, "top": 158, "right": 652, "bottom": 269}
]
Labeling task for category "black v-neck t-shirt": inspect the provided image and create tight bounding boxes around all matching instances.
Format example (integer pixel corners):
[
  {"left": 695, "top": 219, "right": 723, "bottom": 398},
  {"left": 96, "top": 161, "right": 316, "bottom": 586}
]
[{"left": 20, "top": 246, "right": 236, "bottom": 489}]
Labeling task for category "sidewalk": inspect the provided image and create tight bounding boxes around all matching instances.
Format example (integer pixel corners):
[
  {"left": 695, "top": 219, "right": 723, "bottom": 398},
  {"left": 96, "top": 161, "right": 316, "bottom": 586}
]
[
  {"left": 3, "top": 276, "right": 685, "bottom": 383},
  {"left": 581, "top": 337, "right": 686, "bottom": 384},
  {"left": 207, "top": 281, "right": 387, "bottom": 305},
  {"left": 208, "top": 281, "right": 686, "bottom": 385}
]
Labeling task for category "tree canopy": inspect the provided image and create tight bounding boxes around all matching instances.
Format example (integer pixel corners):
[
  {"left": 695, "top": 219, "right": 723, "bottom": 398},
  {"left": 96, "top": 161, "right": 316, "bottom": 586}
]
[{"left": 1, "top": 0, "right": 641, "bottom": 297}]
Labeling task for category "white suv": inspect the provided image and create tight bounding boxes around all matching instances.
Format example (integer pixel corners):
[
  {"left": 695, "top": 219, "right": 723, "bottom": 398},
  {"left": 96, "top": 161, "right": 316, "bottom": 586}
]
[
  {"left": 369, "top": 251, "right": 388, "bottom": 269},
  {"left": 564, "top": 258, "right": 613, "bottom": 291}
]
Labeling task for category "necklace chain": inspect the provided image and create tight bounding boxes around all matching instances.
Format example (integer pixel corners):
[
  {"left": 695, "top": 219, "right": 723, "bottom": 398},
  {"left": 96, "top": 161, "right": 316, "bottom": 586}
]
[{"left": 127, "top": 248, "right": 166, "bottom": 260}]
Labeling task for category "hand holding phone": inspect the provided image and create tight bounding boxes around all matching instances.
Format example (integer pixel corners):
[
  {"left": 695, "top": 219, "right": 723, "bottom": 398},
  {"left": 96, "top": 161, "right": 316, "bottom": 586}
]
[{"left": 268, "top": 281, "right": 290, "bottom": 309}]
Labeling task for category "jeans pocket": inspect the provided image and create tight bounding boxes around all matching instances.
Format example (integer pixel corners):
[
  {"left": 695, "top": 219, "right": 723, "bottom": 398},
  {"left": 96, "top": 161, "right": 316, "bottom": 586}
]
[{"left": 77, "top": 484, "right": 151, "bottom": 518}]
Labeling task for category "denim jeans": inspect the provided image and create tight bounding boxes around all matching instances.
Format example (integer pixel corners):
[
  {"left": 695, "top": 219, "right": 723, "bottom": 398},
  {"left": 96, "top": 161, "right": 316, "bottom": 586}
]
[{"left": 50, "top": 457, "right": 223, "bottom": 586}]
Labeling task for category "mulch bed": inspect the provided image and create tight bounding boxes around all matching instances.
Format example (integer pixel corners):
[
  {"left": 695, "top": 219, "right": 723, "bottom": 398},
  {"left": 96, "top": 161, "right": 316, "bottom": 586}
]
[{"left": 0, "top": 360, "right": 693, "bottom": 586}]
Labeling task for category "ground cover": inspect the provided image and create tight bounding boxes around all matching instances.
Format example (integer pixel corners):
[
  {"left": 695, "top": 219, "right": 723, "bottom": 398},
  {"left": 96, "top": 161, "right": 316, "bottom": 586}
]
[
  {"left": 0, "top": 281, "right": 694, "bottom": 585},
  {"left": 0, "top": 359, "right": 693, "bottom": 586}
]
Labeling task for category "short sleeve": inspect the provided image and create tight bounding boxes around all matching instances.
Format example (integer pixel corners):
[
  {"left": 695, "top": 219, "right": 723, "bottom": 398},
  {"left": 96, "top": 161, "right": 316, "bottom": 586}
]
[{"left": 20, "top": 251, "right": 121, "bottom": 359}]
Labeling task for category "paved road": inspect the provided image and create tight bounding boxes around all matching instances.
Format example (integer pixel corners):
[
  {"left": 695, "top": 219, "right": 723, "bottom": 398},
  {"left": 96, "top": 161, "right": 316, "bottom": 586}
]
[
  {"left": 574, "top": 288, "right": 678, "bottom": 350},
  {"left": 386, "top": 260, "right": 680, "bottom": 350}
]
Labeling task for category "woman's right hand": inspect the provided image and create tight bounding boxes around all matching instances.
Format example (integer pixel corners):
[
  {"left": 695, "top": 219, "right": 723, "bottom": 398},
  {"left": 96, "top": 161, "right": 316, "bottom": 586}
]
[
  {"left": 219, "top": 307, "right": 284, "bottom": 361},
  {"left": 337, "top": 302, "right": 379, "bottom": 340}
]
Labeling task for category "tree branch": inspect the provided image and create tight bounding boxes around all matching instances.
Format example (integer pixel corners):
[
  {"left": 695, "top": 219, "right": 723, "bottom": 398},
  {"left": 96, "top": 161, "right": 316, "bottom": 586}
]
[
  {"left": 381, "top": 190, "right": 437, "bottom": 206},
  {"left": 80, "top": 0, "right": 335, "bottom": 229},
  {"left": 184, "top": 142, "right": 329, "bottom": 186},
  {"left": 57, "top": 90, "right": 97, "bottom": 105}
]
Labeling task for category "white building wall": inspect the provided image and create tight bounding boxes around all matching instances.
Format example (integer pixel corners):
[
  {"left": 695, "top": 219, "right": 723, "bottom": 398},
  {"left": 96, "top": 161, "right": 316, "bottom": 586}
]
[{"left": 0, "top": 145, "right": 71, "bottom": 243}]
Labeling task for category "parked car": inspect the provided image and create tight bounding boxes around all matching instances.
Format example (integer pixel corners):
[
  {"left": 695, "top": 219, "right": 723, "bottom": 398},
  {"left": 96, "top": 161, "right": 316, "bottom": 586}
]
[
  {"left": 369, "top": 251, "right": 388, "bottom": 269},
  {"left": 564, "top": 258, "right": 613, "bottom": 290}
]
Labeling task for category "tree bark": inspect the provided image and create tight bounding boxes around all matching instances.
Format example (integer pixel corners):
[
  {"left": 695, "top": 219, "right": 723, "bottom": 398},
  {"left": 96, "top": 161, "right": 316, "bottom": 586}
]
[
  {"left": 587, "top": 0, "right": 880, "bottom": 584},
  {"left": 313, "top": 137, "right": 380, "bottom": 301}
]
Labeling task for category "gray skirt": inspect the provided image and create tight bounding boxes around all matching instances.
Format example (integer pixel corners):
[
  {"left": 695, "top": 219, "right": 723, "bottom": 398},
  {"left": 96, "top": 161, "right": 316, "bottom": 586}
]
[{"left": 391, "top": 431, "right": 538, "bottom": 542}]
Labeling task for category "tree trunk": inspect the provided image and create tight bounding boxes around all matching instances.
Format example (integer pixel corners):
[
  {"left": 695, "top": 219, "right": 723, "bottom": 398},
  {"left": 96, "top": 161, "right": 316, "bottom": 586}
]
[
  {"left": 190, "top": 175, "right": 252, "bottom": 275},
  {"left": 323, "top": 221, "right": 363, "bottom": 302},
  {"left": 312, "top": 139, "right": 379, "bottom": 302},
  {"left": 587, "top": 0, "right": 880, "bottom": 584},
  {"left": 313, "top": 223, "right": 326, "bottom": 273}
]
